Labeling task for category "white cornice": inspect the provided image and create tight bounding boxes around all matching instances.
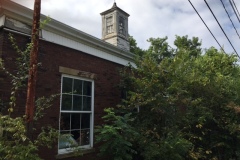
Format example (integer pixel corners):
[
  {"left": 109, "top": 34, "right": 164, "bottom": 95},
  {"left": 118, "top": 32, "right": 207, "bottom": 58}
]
[{"left": 1, "top": 0, "right": 134, "bottom": 65}]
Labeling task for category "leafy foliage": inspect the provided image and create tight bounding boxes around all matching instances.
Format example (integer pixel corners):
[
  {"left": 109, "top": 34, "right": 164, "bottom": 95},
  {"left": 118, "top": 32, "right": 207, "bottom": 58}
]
[
  {"left": 0, "top": 115, "right": 58, "bottom": 160},
  {"left": 129, "top": 36, "right": 145, "bottom": 57},
  {"left": 96, "top": 35, "right": 240, "bottom": 160},
  {"left": 95, "top": 108, "right": 138, "bottom": 160},
  {"left": 0, "top": 34, "right": 58, "bottom": 160},
  {"left": 1, "top": 34, "right": 32, "bottom": 113}
]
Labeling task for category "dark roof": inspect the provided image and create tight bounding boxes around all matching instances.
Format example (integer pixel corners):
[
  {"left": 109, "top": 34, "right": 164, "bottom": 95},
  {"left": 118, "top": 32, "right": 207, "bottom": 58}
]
[{"left": 100, "top": 2, "right": 130, "bottom": 17}]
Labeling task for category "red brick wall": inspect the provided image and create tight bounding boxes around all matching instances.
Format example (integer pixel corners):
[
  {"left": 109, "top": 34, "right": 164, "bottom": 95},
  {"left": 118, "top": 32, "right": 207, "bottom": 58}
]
[
  {"left": 0, "top": 30, "right": 7, "bottom": 113},
  {"left": 0, "top": 29, "right": 124, "bottom": 160}
]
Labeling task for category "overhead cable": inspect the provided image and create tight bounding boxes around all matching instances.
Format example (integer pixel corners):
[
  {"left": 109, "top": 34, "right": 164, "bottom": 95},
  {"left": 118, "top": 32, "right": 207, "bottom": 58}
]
[
  {"left": 220, "top": 0, "right": 240, "bottom": 39},
  {"left": 232, "top": 0, "right": 240, "bottom": 21},
  {"left": 204, "top": 0, "right": 240, "bottom": 58},
  {"left": 229, "top": 0, "right": 240, "bottom": 23},
  {"left": 188, "top": 0, "right": 226, "bottom": 54}
]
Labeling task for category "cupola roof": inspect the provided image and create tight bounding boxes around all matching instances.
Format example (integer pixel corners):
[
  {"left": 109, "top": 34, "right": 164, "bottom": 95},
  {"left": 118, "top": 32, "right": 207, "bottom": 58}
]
[{"left": 100, "top": 2, "right": 130, "bottom": 17}]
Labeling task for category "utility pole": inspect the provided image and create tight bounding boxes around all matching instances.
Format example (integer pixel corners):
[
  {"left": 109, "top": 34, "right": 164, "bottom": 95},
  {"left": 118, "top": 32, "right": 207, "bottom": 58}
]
[{"left": 25, "top": 0, "right": 41, "bottom": 129}]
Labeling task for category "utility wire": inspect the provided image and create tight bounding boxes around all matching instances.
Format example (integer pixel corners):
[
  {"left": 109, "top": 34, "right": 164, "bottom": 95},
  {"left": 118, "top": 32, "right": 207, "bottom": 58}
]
[
  {"left": 188, "top": 0, "right": 226, "bottom": 53},
  {"left": 232, "top": 0, "right": 240, "bottom": 21},
  {"left": 204, "top": 0, "right": 240, "bottom": 58},
  {"left": 220, "top": 0, "right": 240, "bottom": 39},
  {"left": 229, "top": 0, "right": 240, "bottom": 23}
]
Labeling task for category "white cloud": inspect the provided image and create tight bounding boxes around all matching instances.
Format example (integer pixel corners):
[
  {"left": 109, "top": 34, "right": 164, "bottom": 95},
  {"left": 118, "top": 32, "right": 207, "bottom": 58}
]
[{"left": 11, "top": 0, "right": 240, "bottom": 55}]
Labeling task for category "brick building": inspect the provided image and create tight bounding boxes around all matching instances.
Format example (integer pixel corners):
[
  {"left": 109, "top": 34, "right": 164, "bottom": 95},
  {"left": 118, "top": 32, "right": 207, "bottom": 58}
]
[{"left": 0, "top": 1, "right": 133, "bottom": 159}]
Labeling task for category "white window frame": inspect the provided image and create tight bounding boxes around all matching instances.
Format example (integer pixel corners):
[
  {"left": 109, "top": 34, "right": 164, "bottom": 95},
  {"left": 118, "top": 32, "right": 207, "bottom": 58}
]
[
  {"left": 58, "top": 74, "right": 94, "bottom": 154},
  {"left": 118, "top": 16, "right": 125, "bottom": 35},
  {"left": 106, "top": 16, "right": 113, "bottom": 34}
]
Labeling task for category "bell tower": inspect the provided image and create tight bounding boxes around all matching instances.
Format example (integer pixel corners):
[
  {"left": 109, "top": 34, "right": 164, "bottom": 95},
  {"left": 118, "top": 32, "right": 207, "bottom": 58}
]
[{"left": 100, "top": 2, "right": 130, "bottom": 51}]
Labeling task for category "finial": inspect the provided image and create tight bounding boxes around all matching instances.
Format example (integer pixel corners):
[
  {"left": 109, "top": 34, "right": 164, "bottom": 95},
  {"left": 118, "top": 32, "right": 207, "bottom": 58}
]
[{"left": 112, "top": 1, "right": 117, "bottom": 8}]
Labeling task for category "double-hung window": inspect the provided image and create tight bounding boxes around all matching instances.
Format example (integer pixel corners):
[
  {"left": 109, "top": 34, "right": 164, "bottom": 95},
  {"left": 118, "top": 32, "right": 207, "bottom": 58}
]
[
  {"left": 59, "top": 75, "right": 94, "bottom": 154},
  {"left": 119, "top": 16, "right": 125, "bottom": 35},
  {"left": 106, "top": 16, "right": 113, "bottom": 34}
]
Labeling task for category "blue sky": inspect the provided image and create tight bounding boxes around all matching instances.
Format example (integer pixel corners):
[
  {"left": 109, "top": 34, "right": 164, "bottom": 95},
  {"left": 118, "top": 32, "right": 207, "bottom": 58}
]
[{"left": 12, "top": 0, "right": 240, "bottom": 56}]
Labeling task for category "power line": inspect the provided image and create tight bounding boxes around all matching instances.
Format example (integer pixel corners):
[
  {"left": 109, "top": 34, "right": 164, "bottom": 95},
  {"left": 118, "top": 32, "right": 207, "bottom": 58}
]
[
  {"left": 204, "top": 0, "right": 240, "bottom": 58},
  {"left": 232, "top": 0, "right": 240, "bottom": 21},
  {"left": 220, "top": 0, "right": 240, "bottom": 39},
  {"left": 188, "top": 0, "right": 226, "bottom": 53},
  {"left": 229, "top": 0, "right": 240, "bottom": 23}
]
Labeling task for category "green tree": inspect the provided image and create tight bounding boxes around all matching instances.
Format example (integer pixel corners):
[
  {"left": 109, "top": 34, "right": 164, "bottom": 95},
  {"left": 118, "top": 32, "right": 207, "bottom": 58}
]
[
  {"left": 97, "top": 35, "right": 240, "bottom": 160},
  {"left": 95, "top": 108, "right": 138, "bottom": 160},
  {"left": 147, "top": 37, "right": 174, "bottom": 61},
  {"left": 174, "top": 35, "right": 201, "bottom": 57},
  {"left": 129, "top": 36, "right": 145, "bottom": 57}
]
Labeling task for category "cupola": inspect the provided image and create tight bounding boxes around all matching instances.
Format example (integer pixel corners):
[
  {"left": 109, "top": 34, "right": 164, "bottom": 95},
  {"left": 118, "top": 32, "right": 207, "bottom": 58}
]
[{"left": 100, "top": 2, "right": 130, "bottom": 51}]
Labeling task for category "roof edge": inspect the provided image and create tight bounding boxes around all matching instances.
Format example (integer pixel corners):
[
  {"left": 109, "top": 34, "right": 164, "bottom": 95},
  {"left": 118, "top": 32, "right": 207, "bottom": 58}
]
[
  {"left": 100, "top": 2, "right": 130, "bottom": 17},
  {"left": 2, "top": 0, "right": 134, "bottom": 63}
]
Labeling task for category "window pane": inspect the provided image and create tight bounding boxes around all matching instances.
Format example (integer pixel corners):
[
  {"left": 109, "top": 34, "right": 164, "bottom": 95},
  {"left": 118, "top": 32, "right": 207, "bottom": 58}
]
[
  {"left": 60, "top": 113, "right": 70, "bottom": 130},
  {"left": 73, "top": 79, "right": 82, "bottom": 95},
  {"left": 83, "top": 81, "right": 92, "bottom": 96},
  {"left": 81, "top": 113, "right": 90, "bottom": 129},
  {"left": 62, "top": 77, "right": 72, "bottom": 93},
  {"left": 79, "top": 129, "right": 90, "bottom": 146},
  {"left": 119, "top": 17, "right": 124, "bottom": 27},
  {"left": 83, "top": 96, "right": 91, "bottom": 111},
  {"left": 61, "top": 94, "right": 72, "bottom": 110},
  {"left": 60, "top": 77, "right": 93, "bottom": 150},
  {"left": 73, "top": 95, "right": 82, "bottom": 111},
  {"left": 71, "top": 113, "right": 80, "bottom": 130},
  {"left": 106, "top": 16, "right": 112, "bottom": 25},
  {"left": 60, "top": 131, "right": 70, "bottom": 135},
  {"left": 59, "top": 133, "right": 77, "bottom": 149},
  {"left": 71, "top": 130, "right": 80, "bottom": 142}
]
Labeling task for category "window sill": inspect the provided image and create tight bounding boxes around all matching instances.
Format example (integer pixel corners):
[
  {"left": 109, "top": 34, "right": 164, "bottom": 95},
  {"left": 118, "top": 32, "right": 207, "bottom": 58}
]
[{"left": 56, "top": 148, "right": 95, "bottom": 159}]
